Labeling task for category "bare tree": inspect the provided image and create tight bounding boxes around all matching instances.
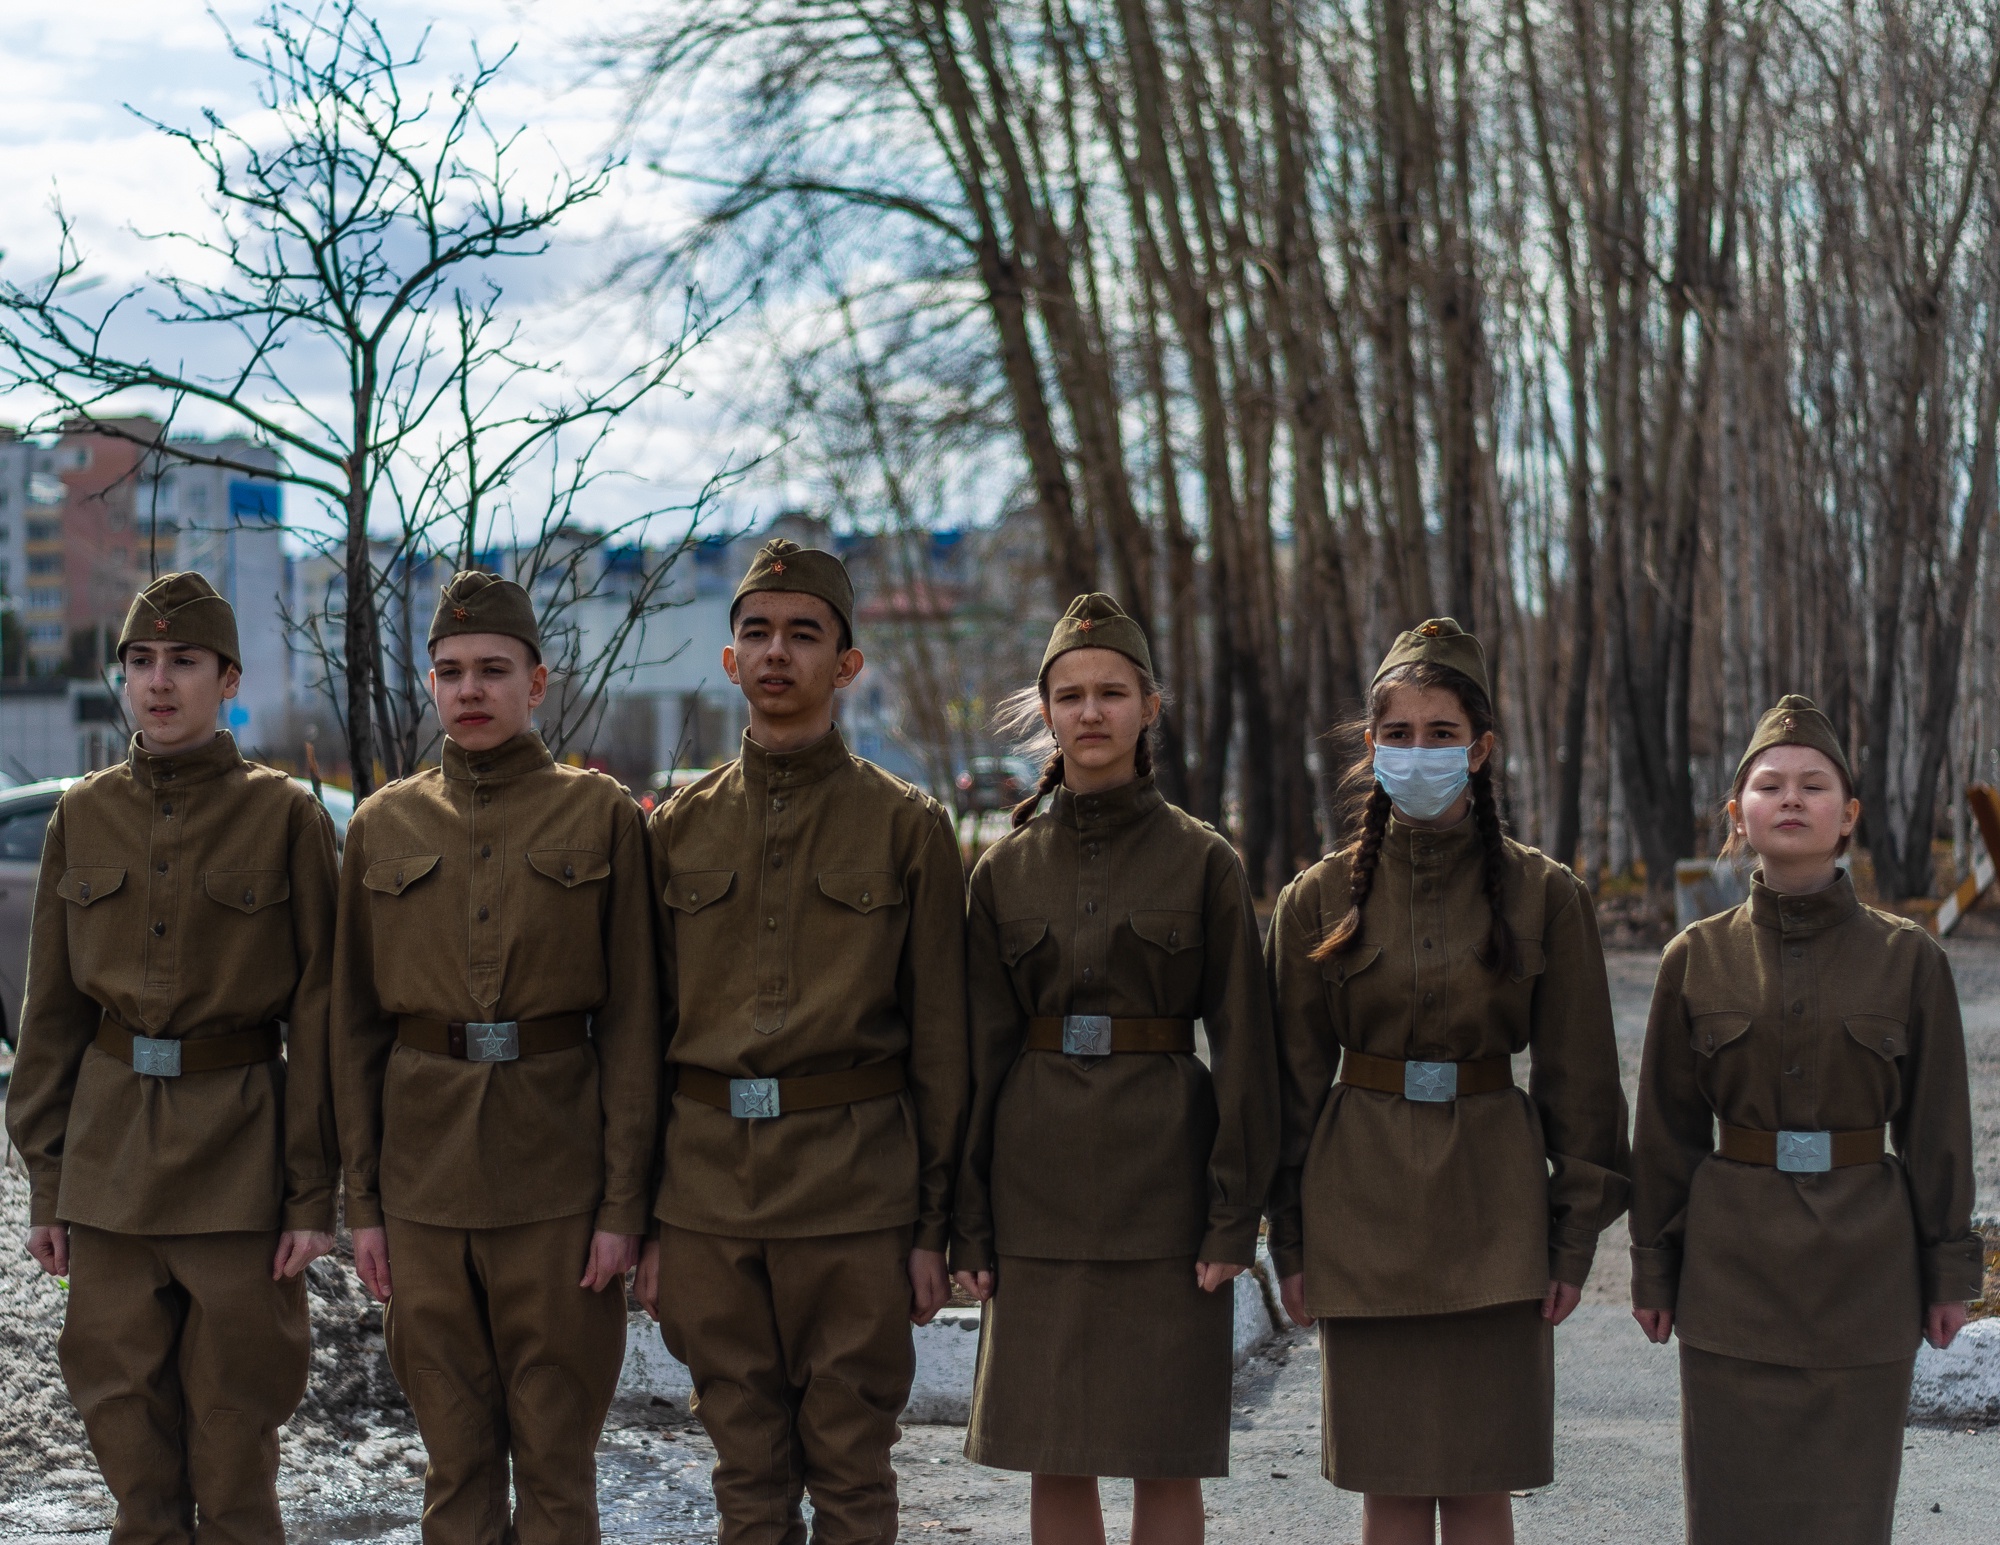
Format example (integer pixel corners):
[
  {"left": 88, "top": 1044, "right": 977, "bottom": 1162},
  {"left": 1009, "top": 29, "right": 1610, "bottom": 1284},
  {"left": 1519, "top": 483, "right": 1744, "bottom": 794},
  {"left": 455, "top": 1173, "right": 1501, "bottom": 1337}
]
[{"left": 0, "top": 1, "right": 725, "bottom": 793}]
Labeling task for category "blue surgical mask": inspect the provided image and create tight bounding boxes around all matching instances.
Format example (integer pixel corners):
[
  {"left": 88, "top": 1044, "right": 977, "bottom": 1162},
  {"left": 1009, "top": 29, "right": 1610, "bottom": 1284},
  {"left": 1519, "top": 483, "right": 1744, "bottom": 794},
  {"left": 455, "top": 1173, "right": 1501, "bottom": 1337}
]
[{"left": 1372, "top": 744, "right": 1471, "bottom": 821}]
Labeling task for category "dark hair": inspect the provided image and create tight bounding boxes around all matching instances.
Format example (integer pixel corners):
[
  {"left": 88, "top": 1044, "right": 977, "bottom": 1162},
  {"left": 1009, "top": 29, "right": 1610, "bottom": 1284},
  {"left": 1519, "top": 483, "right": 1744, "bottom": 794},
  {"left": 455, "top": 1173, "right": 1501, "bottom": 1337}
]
[
  {"left": 1309, "top": 661, "right": 1517, "bottom": 976},
  {"left": 999, "top": 658, "right": 1163, "bottom": 828},
  {"left": 1720, "top": 747, "right": 1856, "bottom": 862},
  {"left": 729, "top": 593, "right": 853, "bottom": 655}
]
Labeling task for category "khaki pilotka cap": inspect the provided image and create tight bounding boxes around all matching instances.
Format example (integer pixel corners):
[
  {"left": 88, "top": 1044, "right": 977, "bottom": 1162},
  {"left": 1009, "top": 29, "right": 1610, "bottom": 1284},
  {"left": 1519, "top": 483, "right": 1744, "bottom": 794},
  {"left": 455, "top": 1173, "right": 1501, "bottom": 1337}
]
[
  {"left": 1373, "top": 616, "right": 1491, "bottom": 703},
  {"left": 733, "top": 538, "right": 856, "bottom": 640},
  {"left": 118, "top": 571, "right": 240, "bottom": 670},
  {"left": 428, "top": 570, "right": 542, "bottom": 661},
  {"left": 1039, "top": 592, "right": 1154, "bottom": 682},
  {"left": 1733, "top": 694, "right": 1852, "bottom": 786}
]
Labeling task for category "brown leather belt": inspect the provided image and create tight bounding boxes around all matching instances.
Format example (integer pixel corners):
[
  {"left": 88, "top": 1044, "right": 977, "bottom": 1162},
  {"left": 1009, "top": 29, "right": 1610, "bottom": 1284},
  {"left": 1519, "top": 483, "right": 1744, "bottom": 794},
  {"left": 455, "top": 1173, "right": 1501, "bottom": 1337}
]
[
  {"left": 97, "top": 1019, "right": 281, "bottom": 1076},
  {"left": 1025, "top": 1016, "right": 1196, "bottom": 1054},
  {"left": 676, "top": 1061, "right": 907, "bottom": 1118},
  {"left": 1718, "top": 1123, "right": 1885, "bottom": 1171},
  {"left": 1338, "top": 1048, "right": 1514, "bottom": 1100},
  {"left": 396, "top": 1013, "right": 590, "bottom": 1061}
]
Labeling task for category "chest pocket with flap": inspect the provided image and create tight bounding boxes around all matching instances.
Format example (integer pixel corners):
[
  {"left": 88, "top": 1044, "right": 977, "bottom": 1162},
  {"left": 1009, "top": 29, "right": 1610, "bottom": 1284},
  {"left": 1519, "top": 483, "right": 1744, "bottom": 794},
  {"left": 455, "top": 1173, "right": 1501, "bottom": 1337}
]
[
  {"left": 204, "top": 870, "right": 291, "bottom": 913},
  {"left": 1845, "top": 1014, "right": 1907, "bottom": 1060},
  {"left": 58, "top": 866, "right": 126, "bottom": 906},
  {"left": 1326, "top": 943, "right": 1382, "bottom": 987},
  {"left": 665, "top": 870, "right": 735, "bottom": 914},
  {"left": 818, "top": 872, "right": 902, "bottom": 913},
  {"left": 529, "top": 849, "right": 610, "bottom": 887},
  {"left": 363, "top": 855, "right": 440, "bottom": 896},
  {"left": 1130, "top": 910, "right": 1202, "bottom": 953},
  {"left": 998, "top": 918, "right": 1049, "bottom": 966},
  {"left": 1690, "top": 1011, "right": 1753, "bottom": 1058}
]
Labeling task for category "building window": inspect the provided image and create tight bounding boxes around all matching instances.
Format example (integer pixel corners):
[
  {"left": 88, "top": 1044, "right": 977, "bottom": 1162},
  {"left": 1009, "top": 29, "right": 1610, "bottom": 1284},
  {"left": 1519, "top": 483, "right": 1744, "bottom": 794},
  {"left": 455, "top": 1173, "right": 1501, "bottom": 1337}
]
[
  {"left": 27, "top": 586, "right": 64, "bottom": 610},
  {"left": 27, "top": 519, "right": 60, "bottom": 543},
  {"left": 28, "top": 624, "right": 64, "bottom": 645},
  {"left": 29, "top": 554, "right": 63, "bottom": 575}
]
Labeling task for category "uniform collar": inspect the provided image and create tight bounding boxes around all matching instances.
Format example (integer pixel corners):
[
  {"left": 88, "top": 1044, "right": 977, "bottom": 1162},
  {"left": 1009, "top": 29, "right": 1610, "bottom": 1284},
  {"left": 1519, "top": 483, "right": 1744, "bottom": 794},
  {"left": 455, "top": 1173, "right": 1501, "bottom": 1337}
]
[
  {"left": 1051, "top": 773, "right": 1164, "bottom": 830},
  {"left": 1382, "top": 811, "right": 1479, "bottom": 862},
  {"left": 128, "top": 730, "right": 243, "bottom": 790},
  {"left": 1748, "top": 869, "right": 1860, "bottom": 934},
  {"left": 442, "top": 731, "right": 553, "bottom": 783},
  {"left": 739, "top": 724, "right": 851, "bottom": 789}
]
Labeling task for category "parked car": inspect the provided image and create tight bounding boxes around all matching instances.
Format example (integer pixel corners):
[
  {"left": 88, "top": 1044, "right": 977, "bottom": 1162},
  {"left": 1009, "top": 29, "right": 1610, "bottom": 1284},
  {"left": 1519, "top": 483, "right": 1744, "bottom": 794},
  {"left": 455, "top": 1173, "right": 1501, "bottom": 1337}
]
[
  {"left": 955, "top": 756, "right": 1034, "bottom": 814},
  {"left": 0, "top": 774, "right": 353, "bottom": 1053}
]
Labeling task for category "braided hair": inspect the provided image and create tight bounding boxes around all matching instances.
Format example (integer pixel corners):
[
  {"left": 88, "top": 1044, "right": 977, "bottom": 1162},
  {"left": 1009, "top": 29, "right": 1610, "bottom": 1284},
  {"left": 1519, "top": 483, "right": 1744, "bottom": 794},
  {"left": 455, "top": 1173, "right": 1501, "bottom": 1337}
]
[
  {"left": 999, "top": 661, "right": 1165, "bottom": 828},
  {"left": 1310, "top": 661, "right": 1517, "bottom": 976}
]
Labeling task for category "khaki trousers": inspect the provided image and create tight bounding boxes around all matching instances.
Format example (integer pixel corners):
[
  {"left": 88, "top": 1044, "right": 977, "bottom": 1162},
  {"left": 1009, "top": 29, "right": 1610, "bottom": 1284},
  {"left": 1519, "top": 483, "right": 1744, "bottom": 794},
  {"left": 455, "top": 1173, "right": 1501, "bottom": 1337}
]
[
  {"left": 657, "top": 1225, "right": 915, "bottom": 1545},
  {"left": 383, "top": 1212, "right": 628, "bottom": 1545},
  {"left": 57, "top": 1226, "right": 309, "bottom": 1545}
]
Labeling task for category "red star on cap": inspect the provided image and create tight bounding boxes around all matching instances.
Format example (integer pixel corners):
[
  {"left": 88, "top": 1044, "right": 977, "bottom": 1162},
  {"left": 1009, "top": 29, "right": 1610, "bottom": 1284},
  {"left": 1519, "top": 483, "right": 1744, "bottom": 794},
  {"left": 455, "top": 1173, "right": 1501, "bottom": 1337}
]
[
  {"left": 1077, "top": 618, "right": 1094, "bottom": 631},
  {"left": 771, "top": 559, "right": 787, "bottom": 575},
  {"left": 452, "top": 606, "right": 469, "bottom": 622},
  {"left": 1420, "top": 621, "right": 1441, "bottom": 637},
  {"left": 153, "top": 617, "right": 169, "bottom": 633}
]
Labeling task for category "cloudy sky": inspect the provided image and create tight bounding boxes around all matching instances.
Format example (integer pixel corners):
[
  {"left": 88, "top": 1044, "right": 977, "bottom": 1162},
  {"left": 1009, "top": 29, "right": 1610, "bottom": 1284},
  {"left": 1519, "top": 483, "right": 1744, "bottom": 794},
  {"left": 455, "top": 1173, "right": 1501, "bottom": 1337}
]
[{"left": 0, "top": 1, "right": 773, "bottom": 543}]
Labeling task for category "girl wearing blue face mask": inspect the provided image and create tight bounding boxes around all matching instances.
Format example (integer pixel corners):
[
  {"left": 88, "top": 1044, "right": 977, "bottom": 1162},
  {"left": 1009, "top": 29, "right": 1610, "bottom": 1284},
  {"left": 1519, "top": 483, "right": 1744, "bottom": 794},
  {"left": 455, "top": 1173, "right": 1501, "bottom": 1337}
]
[{"left": 1265, "top": 619, "right": 1632, "bottom": 1545}]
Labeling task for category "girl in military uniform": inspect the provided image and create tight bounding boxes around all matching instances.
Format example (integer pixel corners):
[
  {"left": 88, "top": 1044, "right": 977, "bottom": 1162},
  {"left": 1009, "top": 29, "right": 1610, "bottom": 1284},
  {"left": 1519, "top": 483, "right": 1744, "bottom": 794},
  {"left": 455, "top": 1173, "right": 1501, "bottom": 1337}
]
[
  {"left": 1267, "top": 618, "right": 1630, "bottom": 1545},
  {"left": 951, "top": 593, "right": 1277, "bottom": 1544},
  {"left": 1629, "top": 695, "right": 1979, "bottom": 1545}
]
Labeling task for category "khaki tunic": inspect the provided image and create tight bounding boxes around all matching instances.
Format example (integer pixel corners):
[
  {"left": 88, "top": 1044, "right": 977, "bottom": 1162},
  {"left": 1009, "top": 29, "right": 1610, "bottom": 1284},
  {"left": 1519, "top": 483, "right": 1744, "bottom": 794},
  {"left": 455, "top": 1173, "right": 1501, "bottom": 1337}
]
[
  {"left": 7, "top": 732, "right": 340, "bottom": 1234},
  {"left": 648, "top": 727, "right": 968, "bottom": 1248},
  {"left": 332, "top": 732, "right": 659, "bottom": 1234},
  {"left": 1267, "top": 818, "right": 1632, "bottom": 1315},
  {"left": 1629, "top": 873, "right": 1981, "bottom": 1366},
  {"left": 953, "top": 777, "right": 1277, "bottom": 1269}
]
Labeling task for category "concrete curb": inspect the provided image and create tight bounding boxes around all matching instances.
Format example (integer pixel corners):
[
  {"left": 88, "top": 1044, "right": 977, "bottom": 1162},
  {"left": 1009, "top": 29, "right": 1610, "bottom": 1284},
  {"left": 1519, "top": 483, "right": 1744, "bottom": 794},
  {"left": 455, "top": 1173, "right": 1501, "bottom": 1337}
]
[
  {"left": 1911, "top": 1318, "right": 2000, "bottom": 1423},
  {"left": 616, "top": 1245, "right": 1287, "bottom": 1425}
]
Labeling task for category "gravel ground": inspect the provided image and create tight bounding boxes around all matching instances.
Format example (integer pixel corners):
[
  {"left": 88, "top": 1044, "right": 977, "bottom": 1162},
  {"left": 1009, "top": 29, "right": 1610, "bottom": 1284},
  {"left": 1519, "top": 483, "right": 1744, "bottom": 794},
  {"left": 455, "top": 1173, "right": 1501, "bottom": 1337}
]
[{"left": 1, "top": 932, "right": 1995, "bottom": 1540}]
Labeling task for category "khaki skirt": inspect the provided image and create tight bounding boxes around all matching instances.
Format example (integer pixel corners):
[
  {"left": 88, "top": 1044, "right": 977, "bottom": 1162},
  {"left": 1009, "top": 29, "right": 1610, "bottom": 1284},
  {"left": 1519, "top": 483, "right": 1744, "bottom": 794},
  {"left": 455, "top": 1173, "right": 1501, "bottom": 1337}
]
[
  {"left": 964, "top": 1255, "right": 1235, "bottom": 1478},
  {"left": 1317, "top": 1300, "right": 1552, "bottom": 1495},
  {"left": 1680, "top": 1343, "right": 1914, "bottom": 1545}
]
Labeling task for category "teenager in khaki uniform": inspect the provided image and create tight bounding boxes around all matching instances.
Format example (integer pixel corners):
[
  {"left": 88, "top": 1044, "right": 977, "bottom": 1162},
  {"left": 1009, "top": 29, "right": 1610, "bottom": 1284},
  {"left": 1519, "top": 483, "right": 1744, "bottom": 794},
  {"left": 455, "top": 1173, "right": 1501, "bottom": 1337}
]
[
  {"left": 1629, "top": 696, "right": 1980, "bottom": 1545},
  {"left": 633, "top": 538, "right": 969, "bottom": 1545},
  {"left": 1267, "top": 620, "right": 1631, "bottom": 1545},
  {"left": 332, "top": 571, "right": 659, "bottom": 1545},
  {"left": 7, "top": 572, "right": 339, "bottom": 1545},
  {"left": 949, "top": 595, "right": 1277, "bottom": 1545}
]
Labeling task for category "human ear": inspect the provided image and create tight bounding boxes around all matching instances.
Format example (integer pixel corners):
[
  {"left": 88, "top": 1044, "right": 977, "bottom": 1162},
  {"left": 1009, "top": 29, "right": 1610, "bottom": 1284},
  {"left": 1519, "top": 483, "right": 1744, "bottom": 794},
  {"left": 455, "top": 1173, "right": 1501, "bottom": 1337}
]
[
  {"left": 1142, "top": 692, "right": 1161, "bottom": 729},
  {"left": 219, "top": 664, "right": 242, "bottom": 702},
  {"left": 722, "top": 645, "right": 741, "bottom": 686},
  {"left": 835, "top": 647, "right": 865, "bottom": 689},
  {"left": 1467, "top": 730, "right": 1496, "bottom": 774},
  {"left": 527, "top": 662, "right": 549, "bottom": 709},
  {"left": 1840, "top": 797, "right": 1860, "bottom": 836}
]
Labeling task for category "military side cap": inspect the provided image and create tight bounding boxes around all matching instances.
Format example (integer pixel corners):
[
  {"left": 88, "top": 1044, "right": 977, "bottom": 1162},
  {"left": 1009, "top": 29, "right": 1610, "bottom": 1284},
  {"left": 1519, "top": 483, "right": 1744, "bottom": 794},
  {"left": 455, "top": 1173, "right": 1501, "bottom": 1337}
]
[
  {"left": 732, "top": 538, "right": 855, "bottom": 640},
  {"left": 119, "top": 571, "right": 239, "bottom": 670},
  {"left": 1734, "top": 694, "right": 1851, "bottom": 787},
  {"left": 1039, "top": 592, "right": 1154, "bottom": 682},
  {"left": 428, "top": 570, "right": 542, "bottom": 661},
  {"left": 1373, "top": 617, "right": 1491, "bottom": 704}
]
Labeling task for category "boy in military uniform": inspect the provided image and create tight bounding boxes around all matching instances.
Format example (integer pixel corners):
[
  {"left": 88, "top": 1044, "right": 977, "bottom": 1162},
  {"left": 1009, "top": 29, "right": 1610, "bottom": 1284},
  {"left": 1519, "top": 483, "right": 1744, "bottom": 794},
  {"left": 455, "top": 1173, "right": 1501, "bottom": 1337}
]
[
  {"left": 8, "top": 572, "right": 340, "bottom": 1545},
  {"left": 331, "top": 572, "right": 658, "bottom": 1545},
  {"left": 635, "top": 538, "right": 969, "bottom": 1545}
]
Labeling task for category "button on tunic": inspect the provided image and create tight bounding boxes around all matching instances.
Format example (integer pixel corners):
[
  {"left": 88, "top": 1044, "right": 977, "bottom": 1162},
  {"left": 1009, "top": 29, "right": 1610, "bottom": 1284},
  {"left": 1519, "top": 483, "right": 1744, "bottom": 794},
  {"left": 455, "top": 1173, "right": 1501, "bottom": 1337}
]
[
  {"left": 332, "top": 733, "right": 659, "bottom": 1234},
  {"left": 1630, "top": 873, "right": 1981, "bottom": 1366},
  {"left": 1267, "top": 818, "right": 1631, "bottom": 1315},
  {"left": 953, "top": 777, "right": 1277, "bottom": 1269},
  {"left": 649, "top": 728, "right": 968, "bottom": 1250},
  {"left": 7, "top": 732, "right": 340, "bottom": 1234}
]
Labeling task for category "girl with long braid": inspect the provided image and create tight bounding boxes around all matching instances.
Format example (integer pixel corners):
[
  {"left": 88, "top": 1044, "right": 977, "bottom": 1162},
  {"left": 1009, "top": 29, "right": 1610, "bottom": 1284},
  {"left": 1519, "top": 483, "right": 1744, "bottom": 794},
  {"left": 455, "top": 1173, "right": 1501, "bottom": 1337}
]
[
  {"left": 952, "top": 593, "right": 1278, "bottom": 1545},
  {"left": 1266, "top": 619, "right": 1631, "bottom": 1545}
]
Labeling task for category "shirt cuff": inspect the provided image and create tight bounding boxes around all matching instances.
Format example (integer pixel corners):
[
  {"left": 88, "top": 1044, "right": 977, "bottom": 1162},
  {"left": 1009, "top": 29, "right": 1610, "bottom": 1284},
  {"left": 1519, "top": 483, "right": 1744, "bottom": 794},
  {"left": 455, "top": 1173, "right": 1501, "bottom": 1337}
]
[
  {"left": 1548, "top": 1224, "right": 1600, "bottom": 1288},
  {"left": 1921, "top": 1237, "right": 1986, "bottom": 1306},
  {"left": 341, "top": 1174, "right": 384, "bottom": 1231},
  {"left": 1629, "top": 1243, "right": 1681, "bottom": 1311},
  {"left": 282, "top": 1185, "right": 336, "bottom": 1235},
  {"left": 949, "top": 1234, "right": 994, "bottom": 1275},
  {"left": 1198, "top": 1214, "right": 1263, "bottom": 1268},
  {"left": 28, "top": 1170, "right": 62, "bottom": 1229},
  {"left": 913, "top": 1219, "right": 950, "bottom": 1255},
  {"left": 594, "top": 1198, "right": 650, "bottom": 1237}
]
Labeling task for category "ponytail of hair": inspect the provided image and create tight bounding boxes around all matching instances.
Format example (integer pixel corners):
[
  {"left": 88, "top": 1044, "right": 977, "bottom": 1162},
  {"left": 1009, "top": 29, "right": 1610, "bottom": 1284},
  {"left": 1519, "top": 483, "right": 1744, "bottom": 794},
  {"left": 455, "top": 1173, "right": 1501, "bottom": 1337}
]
[
  {"left": 1471, "top": 765, "right": 1518, "bottom": 977},
  {"left": 1310, "top": 784, "right": 1392, "bottom": 962},
  {"left": 1011, "top": 749, "right": 1065, "bottom": 828}
]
